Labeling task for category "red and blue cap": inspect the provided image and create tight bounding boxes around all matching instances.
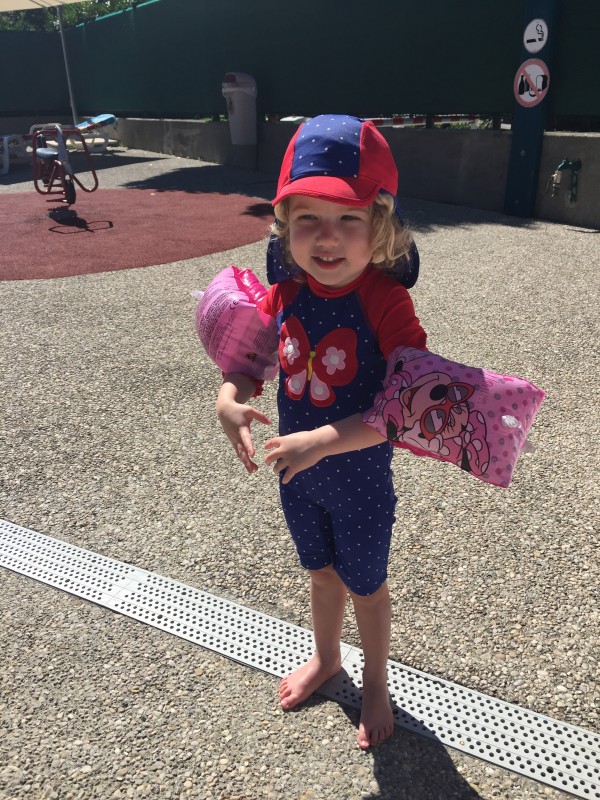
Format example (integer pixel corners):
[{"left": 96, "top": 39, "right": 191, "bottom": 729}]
[
  {"left": 272, "top": 115, "right": 398, "bottom": 208},
  {"left": 269, "top": 114, "right": 419, "bottom": 288}
]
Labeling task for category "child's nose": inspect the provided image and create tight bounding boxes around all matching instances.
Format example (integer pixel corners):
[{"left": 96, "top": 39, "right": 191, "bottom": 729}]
[{"left": 316, "top": 220, "right": 339, "bottom": 242}]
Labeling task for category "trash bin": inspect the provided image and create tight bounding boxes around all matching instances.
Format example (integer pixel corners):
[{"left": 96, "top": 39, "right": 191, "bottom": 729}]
[{"left": 222, "top": 72, "right": 257, "bottom": 146}]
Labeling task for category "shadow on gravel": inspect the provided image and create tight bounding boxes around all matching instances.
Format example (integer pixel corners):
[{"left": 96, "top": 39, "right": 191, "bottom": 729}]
[
  {"left": 120, "top": 164, "right": 277, "bottom": 199},
  {"left": 5, "top": 150, "right": 574, "bottom": 235},
  {"left": 0, "top": 151, "right": 161, "bottom": 188},
  {"left": 340, "top": 703, "right": 483, "bottom": 800},
  {"left": 0, "top": 162, "right": 33, "bottom": 187},
  {"left": 70, "top": 150, "right": 163, "bottom": 171},
  {"left": 305, "top": 670, "right": 483, "bottom": 800},
  {"left": 0, "top": 148, "right": 279, "bottom": 198},
  {"left": 399, "top": 198, "right": 538, "bottom": 235}
]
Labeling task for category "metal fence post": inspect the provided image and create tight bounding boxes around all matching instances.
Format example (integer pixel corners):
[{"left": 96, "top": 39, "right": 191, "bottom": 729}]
[{"left": 504, "top": 0, "right": 558, "bottom": 217}]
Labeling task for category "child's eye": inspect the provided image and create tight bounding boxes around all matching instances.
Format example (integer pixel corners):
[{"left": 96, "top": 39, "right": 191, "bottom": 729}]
[{"left": 341, "top": 214, "right": 363, "bottom": 222}]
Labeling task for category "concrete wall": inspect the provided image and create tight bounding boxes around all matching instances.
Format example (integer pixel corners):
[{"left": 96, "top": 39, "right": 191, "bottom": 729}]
[
  {"left": 535, "top": 132, "right": 600, "bottom": 229},
  {"left": 116, "top": 119, "right": 234, "bottom": 166},
  {"left": 5, "top": 114, "right": 596, "bottom": 229},
  {"left": 384, "top": 129, "right": 512, "bottom": 214},
  {"left": 114, "top": 119, "right": 599, "bottom": 229}
]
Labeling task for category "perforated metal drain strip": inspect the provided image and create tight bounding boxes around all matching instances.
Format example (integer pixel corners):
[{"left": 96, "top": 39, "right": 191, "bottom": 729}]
[{"left": 0, "top": 519, "right": 598, "bottom": 798}]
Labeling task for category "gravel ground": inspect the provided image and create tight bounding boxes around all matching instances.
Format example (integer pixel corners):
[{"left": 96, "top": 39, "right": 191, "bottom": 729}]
[{"left": 1, "top": 150, "right": 598, "bottom": 799}]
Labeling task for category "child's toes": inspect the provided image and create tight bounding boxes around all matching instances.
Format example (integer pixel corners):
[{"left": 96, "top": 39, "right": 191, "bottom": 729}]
[{"left": 357, "top": 725, "right": 370, "bottom": 750}]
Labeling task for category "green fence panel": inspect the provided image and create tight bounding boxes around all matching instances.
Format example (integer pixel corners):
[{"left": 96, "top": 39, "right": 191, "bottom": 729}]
[
  {"left": 69, "top": 8, "right": 144, "bottom": 116},
  {"left": 2, "top": 0, "right": 600, "bottom": 121},
  {"left": 134, "top": 0, "right": 215, "bottom": 117},
  {"left": 251, "top": 0, "right": 524, "bottom": 117},
  {"left": 46, "top": 0, "right": 528, "bottom": 119},
  {"left": 0, "top": 30, "right": 68, "bottom": 116},
  {"left": 549, "top": 0, "right": 600, "bottom": 115}
]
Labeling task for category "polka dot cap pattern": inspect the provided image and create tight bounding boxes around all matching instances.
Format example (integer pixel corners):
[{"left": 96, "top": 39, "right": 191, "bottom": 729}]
[
  {"left": 291, "top": 116, "right": 362, "bottom": 181},
  {"left": 272, "top": 114, "right": 399, "bottom": 206}
]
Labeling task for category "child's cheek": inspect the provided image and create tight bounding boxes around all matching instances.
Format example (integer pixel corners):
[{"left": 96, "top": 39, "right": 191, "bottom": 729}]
[{"left": 289, "top": 228, "right": 310, "bottom": 265}]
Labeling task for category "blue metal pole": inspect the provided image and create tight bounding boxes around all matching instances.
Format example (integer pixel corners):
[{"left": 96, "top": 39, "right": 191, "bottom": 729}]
[{"left": 504, "top": 0, "right": 558, "bottom": 217}]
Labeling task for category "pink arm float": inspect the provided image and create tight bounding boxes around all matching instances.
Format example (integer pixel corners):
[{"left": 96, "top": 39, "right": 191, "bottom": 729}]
[
  {"left": 194, "top": 270, "right": 545, "bottom": 487},
  {"left": 194, "top": 266, "right": 279, "bottom": 381},
  {"left": 363, "top": 346, "right": 545, "bottom": 488}
]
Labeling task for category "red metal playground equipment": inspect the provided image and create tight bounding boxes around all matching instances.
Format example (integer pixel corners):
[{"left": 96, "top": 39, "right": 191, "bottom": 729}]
[{"left": 31, "top": 114, "right": 116, "bottom": 207}]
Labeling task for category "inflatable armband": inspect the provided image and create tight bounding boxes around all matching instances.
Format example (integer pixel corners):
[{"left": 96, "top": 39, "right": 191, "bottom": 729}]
[
  {"left": 363, "top": 346, "right": 545, "bottom": 488},
  {"left": 194, "top": 266, "right": 279, "bottom": 381}
]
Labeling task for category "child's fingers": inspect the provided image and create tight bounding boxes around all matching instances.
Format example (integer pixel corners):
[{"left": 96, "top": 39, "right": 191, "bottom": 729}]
[
  {"left": 238, "top": 410, "right": 271, "bottom": 462},
  {"left": 280, "top": 467, "right": 295, "bottom": 484},
  {"left": 270, "top": 455, "right": 293, "bottom": 483},
  {"left": 248, "top": 408, "right": 272, "bottom": 426},
  {"left": 264, "top": 441, "right": 281, "bottom": 466},
  {"left": 235, "top": 440, "right": 258, "bottom": 473},
  {"left": 219, "top": 403, "right": 270, "bottom": 475},
  {"left": 240, "top": 455, "right": 259, "bottom": 474},
  {"left": 239, "top": 426, "right": 255, "bottom": 458}
]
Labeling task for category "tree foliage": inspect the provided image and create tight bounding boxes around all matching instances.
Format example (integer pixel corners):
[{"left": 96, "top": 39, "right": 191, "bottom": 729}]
[{"left": 0, "top": 1, "right": 136, "bottom": 31}]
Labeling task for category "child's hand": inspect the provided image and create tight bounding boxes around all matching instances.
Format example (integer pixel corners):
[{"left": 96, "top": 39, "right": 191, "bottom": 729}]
[
  {"left": 264, "top": 414, "right": 385, "bottom": 483},
  {"left": 217, "top": 400, "right": 272, "bottom": 474},
  {"left": 264, "top": 431, "right": 324, "bottom": 484}
]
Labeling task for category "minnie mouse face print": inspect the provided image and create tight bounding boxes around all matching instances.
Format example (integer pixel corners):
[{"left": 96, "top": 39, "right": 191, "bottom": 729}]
[{"left": 363, "top": 346, "right": 546, "bottom": 488}]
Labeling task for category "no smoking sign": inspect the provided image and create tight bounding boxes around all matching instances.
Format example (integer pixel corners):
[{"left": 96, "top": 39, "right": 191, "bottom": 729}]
[{"left": 514, "top": 58, "right": 550, "bottom": 107}]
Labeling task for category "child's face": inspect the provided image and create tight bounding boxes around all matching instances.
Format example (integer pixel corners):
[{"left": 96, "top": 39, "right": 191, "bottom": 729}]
[{"left": 288, "top": 196, "right": 374, "bottom": 289}]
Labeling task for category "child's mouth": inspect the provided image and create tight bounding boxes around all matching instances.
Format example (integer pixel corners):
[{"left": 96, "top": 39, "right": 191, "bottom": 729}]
[{"left": 313, "top": 256, "right": 343, "bottom": 269}]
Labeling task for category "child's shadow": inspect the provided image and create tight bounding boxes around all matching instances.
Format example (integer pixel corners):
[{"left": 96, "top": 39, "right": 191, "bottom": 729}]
[{"left": 317, "top": 669, "right": 483, "bottom": 800}]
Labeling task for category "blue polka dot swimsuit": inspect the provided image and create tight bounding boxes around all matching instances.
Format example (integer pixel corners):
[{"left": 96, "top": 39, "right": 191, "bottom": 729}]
[{"left": 259, "top": 267, "right": 427, "bottom": 596}]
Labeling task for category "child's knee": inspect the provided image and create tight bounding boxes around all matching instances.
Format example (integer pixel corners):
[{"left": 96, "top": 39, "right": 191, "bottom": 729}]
[
  {"left": 309, "top": 564, "right": 343, "bottom": 586},
  {"left": 349, "top": 580, "right": 389, "bottom": 606}
]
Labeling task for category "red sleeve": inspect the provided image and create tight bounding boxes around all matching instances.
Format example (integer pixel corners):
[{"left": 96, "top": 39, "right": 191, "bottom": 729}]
[
  {"left": 358, "top": 270, "right": 427, "bottom": 358},
  {"left": 257, "top": 284, "right": 280, "bottom": 318},
  {"left": 258, "top": 279, "right": 301, "bottom": 318},
  {"left": 249, "top": 280, "right": 301, "bottom": 397}
]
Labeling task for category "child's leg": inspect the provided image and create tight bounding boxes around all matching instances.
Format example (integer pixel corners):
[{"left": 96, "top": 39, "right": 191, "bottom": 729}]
[
  {"left": 349, "top": 581, "right": 394, "bottom": 750},
  {"left": 279, "top": 564, "right": 347, "bottom": 709}
]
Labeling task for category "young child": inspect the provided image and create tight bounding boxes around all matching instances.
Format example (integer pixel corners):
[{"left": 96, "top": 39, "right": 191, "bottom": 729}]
[{"left": 216, "top": 115, "right": 427, "bottom": 749}]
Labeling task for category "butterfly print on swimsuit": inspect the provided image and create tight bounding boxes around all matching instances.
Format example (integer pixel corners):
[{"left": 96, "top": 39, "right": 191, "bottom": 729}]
[{"left": 279, "top": 316, "right": 358, "bottom": 407}]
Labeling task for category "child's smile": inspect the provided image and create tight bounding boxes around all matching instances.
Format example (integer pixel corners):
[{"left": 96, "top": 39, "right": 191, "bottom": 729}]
[
  {"left": 312, "top": 255, "right": 344, "bottom": 270},
  {"left": 288, "top": 196, "right": 374, "bottom": 288}
]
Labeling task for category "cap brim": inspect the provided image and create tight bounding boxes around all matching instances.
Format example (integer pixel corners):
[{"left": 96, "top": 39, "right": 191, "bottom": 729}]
[{"left": 272, "top": 175, "right": 380, "bottom": 208}]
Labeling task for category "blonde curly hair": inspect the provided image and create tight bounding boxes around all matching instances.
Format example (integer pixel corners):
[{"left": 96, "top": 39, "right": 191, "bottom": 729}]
[{"left": 271, "top": 193, "right": 414, "bottom": 281}]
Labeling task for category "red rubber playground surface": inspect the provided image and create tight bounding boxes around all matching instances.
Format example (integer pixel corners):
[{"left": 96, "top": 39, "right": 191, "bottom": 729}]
[{"left": 0, "top": 188, "right": 274, "bottom": 281}]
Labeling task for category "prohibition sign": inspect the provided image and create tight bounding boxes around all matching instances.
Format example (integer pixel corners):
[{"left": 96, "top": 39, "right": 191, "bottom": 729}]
[
  {"left": 523, "top": 18, "right": 548, "bottom": 54},
  {"left": 514, "top": 58, "right": 550, "bottom": 107}
]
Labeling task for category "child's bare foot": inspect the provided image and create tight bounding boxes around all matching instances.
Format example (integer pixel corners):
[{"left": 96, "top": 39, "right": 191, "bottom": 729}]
[
  {"left": 357, "top": 679, "right": 394, "bottom": 749},
  {"left": 279, "top": 654, "right": 342, "bottom": 710}
]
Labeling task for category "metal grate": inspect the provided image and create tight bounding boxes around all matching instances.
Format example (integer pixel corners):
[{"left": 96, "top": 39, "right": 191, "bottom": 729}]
[{"left": 0, "top": 519, "right": 598, "bottom": 799}]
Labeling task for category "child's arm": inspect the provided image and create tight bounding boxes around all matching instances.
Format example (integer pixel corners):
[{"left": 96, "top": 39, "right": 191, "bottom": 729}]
[
  {"left": 217, "top": 373, "right": 272, "bottom": 474},
  {"left": 264, "top": 413, "right": 385, "bottom": 484}
]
